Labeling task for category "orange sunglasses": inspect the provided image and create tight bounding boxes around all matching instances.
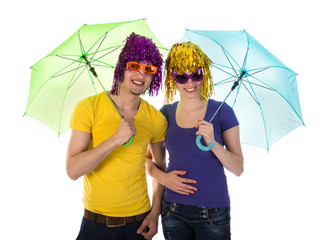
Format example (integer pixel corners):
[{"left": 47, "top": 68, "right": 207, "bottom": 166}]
[{"left": 126, "top": 61, "right": 158, "bottom": 74}]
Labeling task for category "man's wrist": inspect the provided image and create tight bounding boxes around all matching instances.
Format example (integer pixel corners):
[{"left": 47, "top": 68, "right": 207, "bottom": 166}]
[{"left": 150, "top": 205, "right": 161, "bottom": 217}]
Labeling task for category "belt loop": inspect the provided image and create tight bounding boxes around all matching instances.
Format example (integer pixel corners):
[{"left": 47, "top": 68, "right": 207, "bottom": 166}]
[
  {"left": 206, "top": 207, "right": 210, "bottom": 218},
  {"left": 92, "top": 213, "right": 97, "bottom": 223}
]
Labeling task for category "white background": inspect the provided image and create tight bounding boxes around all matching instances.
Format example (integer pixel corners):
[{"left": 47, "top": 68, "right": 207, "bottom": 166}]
[{"left": 1, "top": 0, "right": 330, "bottom": 239}]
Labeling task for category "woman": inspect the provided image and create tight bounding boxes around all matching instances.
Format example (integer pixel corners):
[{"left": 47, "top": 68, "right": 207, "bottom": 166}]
[{"left": 146, "top": 42, "right": 243, "bottom": 240}]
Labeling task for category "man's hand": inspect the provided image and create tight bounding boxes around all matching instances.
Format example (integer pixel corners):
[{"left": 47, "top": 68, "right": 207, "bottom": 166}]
[
  {"left": 137, "top": 212, "right": 158, "bottom": 240},
  {"left": 163, "top": 170, "right": 198, "bottom": 195},
  {"left": 112, "top": 118, "right": 137, "bottom": 146}
]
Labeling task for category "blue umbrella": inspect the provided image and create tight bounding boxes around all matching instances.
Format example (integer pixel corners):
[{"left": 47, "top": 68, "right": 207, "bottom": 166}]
[{"left": 181, "top": 30, "right": 304, "bottom": 151}]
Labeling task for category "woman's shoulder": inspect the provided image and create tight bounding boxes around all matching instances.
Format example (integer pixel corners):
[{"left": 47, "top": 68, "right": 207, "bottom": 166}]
[
  {"left": 160, "top": 101, "right": 178, "bottom": 121},
  {"left": 208, "top": 98, "right": 231, "bottom": 110},
  {"left": 161, "top": 101, "right": 178, "bottom": 112}
]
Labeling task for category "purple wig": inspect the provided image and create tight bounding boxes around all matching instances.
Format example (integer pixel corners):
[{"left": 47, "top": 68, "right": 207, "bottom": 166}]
[{"left": 110, "top": 32, "right": 163, "bottom": 96}]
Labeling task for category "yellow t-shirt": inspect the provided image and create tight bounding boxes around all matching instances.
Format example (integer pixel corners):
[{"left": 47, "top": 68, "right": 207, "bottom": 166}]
[{"left": 69, "top": 92, "right": 167, "bottom": 217}]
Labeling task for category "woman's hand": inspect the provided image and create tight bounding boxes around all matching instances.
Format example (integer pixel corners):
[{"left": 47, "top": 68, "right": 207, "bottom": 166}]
[{"left": 195, "top": 120, "right": 215, "bottom": 146}]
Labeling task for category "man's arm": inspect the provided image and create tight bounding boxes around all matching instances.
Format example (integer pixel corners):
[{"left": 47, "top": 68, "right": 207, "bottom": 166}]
[
  {"left": 66, "top": 118, "right": 136, "bottom": 180},
  {"left": 137, "top": 141, "right": 166, "bottom": 239}
]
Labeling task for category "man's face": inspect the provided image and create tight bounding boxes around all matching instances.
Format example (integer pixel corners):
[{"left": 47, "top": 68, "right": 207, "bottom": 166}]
[{"left": 122, "top": 61, "right": 154, "bottom": 96}]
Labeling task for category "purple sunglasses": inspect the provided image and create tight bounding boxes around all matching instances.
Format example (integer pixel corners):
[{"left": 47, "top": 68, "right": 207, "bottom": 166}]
[{"left": 172, "top": 68, "right": 204, "bottom": 84}]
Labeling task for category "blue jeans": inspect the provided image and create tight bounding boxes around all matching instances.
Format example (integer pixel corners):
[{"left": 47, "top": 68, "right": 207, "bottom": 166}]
[
  {"left": 161, "top": 201, "right": 231, "bottom": 240},
  {"left": 76, "top": 217, "right": 145, "bottom": 240}
]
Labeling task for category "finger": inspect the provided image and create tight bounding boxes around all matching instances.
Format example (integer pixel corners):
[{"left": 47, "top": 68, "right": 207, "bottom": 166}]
[
  {"left": 195, "top": 120, "right": 202, "bottom": 128},
  {"left": 141, "top": 228, "right": 156, "bottom": 240},
  {"left": 177, "top": 187, "right": 195, "bottom": 195},
  {"left": 195, "top": 126, "right": 213, "bottom": 136},
  {"left": 136, "top": 219, "right": 148, "bottom": 234},
  {"left": 195, "top": 129, "right": 208, "bottom": 136},
  {"left": 175, "top": 190, "right": 190, "bottom": 195},
  {"left": 173, "top": 170, "right": 187, "bottom": 175},
  {"left": 197, "top": 124, "right": 213, "bottom": 132},
  {"left": 180, "top": 177, "right": 197, "bottom": 184},
  {"left": 176, "top": 185, "right": 196, "bottom": 194},
  {"left": 180, "top": 183, "right": 198, "bottom": 192},
  {"left": 140, "top": 224, "right": 156, "bottom": 239},
  {"left": 195, "top": 119, "right": 209, "bottom": 128}
]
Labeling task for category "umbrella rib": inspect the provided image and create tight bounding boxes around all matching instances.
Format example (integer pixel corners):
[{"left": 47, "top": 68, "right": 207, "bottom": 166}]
[
  {"left": 255, "top": 95, "right": 270, "bottom": 150},
  {"left": 240, "top": 81, "right": 259, "bottom": 105},
  {"left": 87, "top": 46, "right": 121, "bottom": 68},
  {"left": 214, "top": 78, "right": 236, "bottom": 86},
  {"left": 57, "top": 60, "right": 100, "bottom": 134},
  {"left": 213, "top": 64, "right": 237, "bottom": 78},
  {"left": 221, "top": 47, "right": 239, "bottom": 78},
  {"left": 68, "top": 65, "right": 88, "bottom": 89},
  {"left": 242, "top": 30, "right": 251, "bottom": 71},
  {"left": 247, "top": 67, "right": 270, "bottom": 77},
  {"left": 78, "top": 29, "right": 86, "bottom": 56},
  {"left": 57, "top": 63, "right": 86, "bottom": 134},
  {"left": 244, "top": 78, "right": 270, "bottom": 150},
  {"left": 55, "top": 55, "right": 83, "bottom": 63},
  {"left": 90, "top": 32, "right": 108, "bottom": 63},
  {"left": 26, "top": 60, "right": 79, "bottom": 109},
  {"left": 242, "top": 80, "right": 274, "bottom": 91},
  {"left": 92, "top": 46, "right": 121, "bottom": 62},
  {"left": 89, "top": 63, "right": 114, "bottom": 69},
  {"left": 239, "top": 67, "right": 274, "bottom": 91},
  {"left": 241, "top": 43, "right": 249, "bottom": 71},
  {"left": 188, "top": 30, "right": 242, "bottom": 72},
  {"left": 52, "top": 64, "right": 86, "bottom": 78},
  {"left": 249, "top": 74, "right": 305, "bottom": 126}
]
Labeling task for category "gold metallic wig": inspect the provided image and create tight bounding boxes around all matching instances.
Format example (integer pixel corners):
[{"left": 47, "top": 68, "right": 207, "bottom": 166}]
[{"left": 164, "top": 42, "right": 214, "bottom": 103}]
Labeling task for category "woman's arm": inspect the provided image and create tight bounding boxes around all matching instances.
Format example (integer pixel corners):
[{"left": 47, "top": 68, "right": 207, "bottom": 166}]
[{"left": 196, "top": 121, "right": 244, "bottom": 176}]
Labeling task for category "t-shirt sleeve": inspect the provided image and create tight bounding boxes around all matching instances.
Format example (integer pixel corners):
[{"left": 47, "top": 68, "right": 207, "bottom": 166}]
[
  {"left": 69, "top": 98, "right": 93, "bottom": 133},
  {"left": 150, "top": 107, "right": 168, "bottom": 143},
  {"left": 160, "top": 105, "right": 168, "bottom": 120},
  {"left": 221, "top": 103, "right": 239, "bottom": 132}
]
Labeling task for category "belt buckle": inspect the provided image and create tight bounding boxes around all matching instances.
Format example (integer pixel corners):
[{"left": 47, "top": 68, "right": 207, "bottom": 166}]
[{"left": 106, "top": 216, "right": 126, "bottom": 228}]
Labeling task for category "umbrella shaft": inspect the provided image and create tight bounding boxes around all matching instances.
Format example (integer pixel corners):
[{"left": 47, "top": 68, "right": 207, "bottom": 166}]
[
  {"left": 82, "top": 55, "right": 98, "bottom": 77},
  {"left": 210, "top": 75, "right": 243, "bottom": 123}
]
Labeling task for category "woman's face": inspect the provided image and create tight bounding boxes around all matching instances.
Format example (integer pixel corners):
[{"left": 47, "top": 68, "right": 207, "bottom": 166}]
[{"left": 174, "top": 69, "right": 203, "bottom": 100}]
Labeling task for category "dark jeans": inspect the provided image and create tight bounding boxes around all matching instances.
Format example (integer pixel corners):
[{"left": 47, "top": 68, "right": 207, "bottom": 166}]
[
  {"left": 76, "top": 216, "right": 145, "bottom": 240},
  {"left": 161, "top": 201, "right": 231, "bottom": 240}
]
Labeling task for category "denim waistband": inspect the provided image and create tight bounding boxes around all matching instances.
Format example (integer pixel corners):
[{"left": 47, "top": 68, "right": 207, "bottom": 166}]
[{"left": 162, "top": 200, "right": 230, "bottom": 220}]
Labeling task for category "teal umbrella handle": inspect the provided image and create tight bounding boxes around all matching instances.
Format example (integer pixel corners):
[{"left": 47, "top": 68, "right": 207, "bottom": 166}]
[
  {"left": 123, "top": 135, "right": 134, "bottom": 147},
  {"left": 196, "top": 134, "right": 214, "bottom": 151}
]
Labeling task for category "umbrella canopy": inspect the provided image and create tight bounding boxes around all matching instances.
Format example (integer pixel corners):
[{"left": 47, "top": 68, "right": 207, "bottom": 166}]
[
  {"left": 182, "top": 29, "right": 304, "bottom": 150},
  {"left": 24, "top": 19, "right": 167, "bottom": 135}
]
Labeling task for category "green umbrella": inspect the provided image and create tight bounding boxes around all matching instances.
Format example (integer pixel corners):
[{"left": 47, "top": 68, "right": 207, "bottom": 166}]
[{"left": 24, "top": 19, "right": 167, "bottom": 138}]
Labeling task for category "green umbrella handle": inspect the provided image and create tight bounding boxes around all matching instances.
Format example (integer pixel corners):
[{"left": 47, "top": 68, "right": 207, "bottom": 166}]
[
  {"left": 196, "top": 134, "right": 214, "bottom": 151},
  {"left": 123, "top": 135, "right": 134, "bottom": 147},
  {"left": 102, "top": 90, "right": 134, "bottom": 147}
]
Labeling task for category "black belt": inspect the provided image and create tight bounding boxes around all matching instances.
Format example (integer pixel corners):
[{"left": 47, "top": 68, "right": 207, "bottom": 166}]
[{"left": 84, "top": 209, "right": 149, "bottom": 228}]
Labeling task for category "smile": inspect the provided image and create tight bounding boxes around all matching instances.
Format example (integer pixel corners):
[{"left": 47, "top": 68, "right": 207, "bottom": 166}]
[
  {"left": 132, "top": 80, "right": 144, "bottom": 85},
  {"left": 184, "top": 87, "right": 196, "bottom": 92}
]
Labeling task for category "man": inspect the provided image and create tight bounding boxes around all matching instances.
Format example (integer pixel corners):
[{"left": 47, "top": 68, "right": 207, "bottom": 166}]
[{"left": 67, "top": 33, "right": 167, "bottom": 240}]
